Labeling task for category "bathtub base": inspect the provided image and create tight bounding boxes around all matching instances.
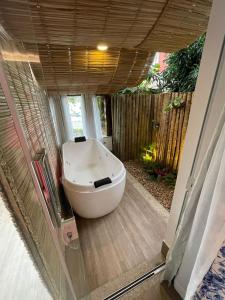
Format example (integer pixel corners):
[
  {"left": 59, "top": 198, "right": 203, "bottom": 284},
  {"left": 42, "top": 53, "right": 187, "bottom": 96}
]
[{"left": 64, "top": 172, "right": 126, "bottom": 218}]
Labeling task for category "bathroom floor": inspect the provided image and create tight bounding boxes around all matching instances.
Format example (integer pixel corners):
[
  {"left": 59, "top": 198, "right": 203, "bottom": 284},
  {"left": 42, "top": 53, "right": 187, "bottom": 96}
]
[{"left": 76, "top": 172, "right": 169, "bottom": 293}]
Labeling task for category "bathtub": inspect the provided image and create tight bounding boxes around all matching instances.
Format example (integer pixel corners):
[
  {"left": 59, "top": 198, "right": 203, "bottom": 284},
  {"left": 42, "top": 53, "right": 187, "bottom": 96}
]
[{"left": 62, "top": 138, "right": 126, "bottom": 218}]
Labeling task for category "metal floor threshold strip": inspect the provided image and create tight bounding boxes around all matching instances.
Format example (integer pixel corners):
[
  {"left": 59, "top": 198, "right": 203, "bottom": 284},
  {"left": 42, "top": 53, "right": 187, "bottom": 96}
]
[{"left": 103, "top": 262, "right": 165, "bottom": 300}]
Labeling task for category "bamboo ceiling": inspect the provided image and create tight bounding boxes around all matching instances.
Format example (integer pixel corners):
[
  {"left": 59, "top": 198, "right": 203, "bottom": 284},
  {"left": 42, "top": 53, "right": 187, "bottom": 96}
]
[{"left": 0, "top": 0, "right": 212, "bottom": 94}]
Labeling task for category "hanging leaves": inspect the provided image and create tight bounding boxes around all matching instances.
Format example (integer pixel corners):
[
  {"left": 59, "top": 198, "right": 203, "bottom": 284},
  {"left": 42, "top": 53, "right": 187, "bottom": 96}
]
[{"left": 162, "top": 34, "right": 206, "bottom": 92}]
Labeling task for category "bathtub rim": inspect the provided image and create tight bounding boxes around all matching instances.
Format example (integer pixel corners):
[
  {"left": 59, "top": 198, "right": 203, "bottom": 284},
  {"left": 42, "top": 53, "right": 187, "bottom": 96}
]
[
  {"left": 62, "top": 138, "right": 126, "bottom": 192},
  {"left": 63, "top": 168, "right": 126, "bottom": 194}
]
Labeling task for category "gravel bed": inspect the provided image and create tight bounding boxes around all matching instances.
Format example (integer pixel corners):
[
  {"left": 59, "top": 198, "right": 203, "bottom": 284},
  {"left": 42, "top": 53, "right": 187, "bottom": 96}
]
[{"left": 124, "top": 160, "right": 174, "bottom": 211}]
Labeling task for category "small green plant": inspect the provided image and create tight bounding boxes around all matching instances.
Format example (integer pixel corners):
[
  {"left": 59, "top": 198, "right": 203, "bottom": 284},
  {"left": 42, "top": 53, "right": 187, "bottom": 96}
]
[
  {"left": 141, "top": 144, "right": 177, "bottom": 186},
  {"left": 147, "top": 164, "right": 177, "bottom": 186},
  {"left": 141, "top": 144, "right": 156, "bottom": 163},
  {"left": 164, "top": 96, "right": 185, "bottom": 112},
  {"left": 141, "top": 156, "right": 177, "bottom": 186},
  {"left": 163, "top": 172, "right": 177, "bottom": 187},
  {"left": 144, "top": 161, "right": 166, "bottom": 181}
]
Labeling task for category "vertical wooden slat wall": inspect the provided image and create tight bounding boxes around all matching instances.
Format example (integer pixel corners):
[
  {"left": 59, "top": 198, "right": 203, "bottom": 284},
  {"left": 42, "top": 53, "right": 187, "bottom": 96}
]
[
  {"left": 0, "top": 64, "right": 72, "bottom": 299},
  {"left": 111, "top": 92, "right": 192, "bottom": 171}
]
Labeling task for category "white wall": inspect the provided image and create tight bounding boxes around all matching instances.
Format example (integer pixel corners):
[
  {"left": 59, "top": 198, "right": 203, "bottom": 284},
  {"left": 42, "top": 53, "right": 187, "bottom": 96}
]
[
  {"left": 0, "top": 193, "right": 52, "bottom": 300},
  {"left": 164, "top": 0, "right": 225, "bottom": 248},
  {"left": 173, "top": 2, "right": 225, "bottom": 297}
]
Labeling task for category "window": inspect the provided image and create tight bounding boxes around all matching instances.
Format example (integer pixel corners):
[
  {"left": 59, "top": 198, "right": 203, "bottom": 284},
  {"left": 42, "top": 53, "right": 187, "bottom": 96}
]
[
  {"left": 67, "top": 95, "right": 85, "bottom": 137},
  {"left": 49, "top": 97, "right": 63, "bottom": 145},
  {"left": 96, "top": 95, "right": 112, "bottom": 137}
]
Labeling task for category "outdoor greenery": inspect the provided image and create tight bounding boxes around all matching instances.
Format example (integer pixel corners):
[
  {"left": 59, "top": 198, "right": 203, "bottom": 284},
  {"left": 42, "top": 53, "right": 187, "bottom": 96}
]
[
  {"left": 162, "top": 34, "right": 206, "bottom": 92},
  {"left": 72, "top": 128, "right": 83, "bottom": 137},
  {"left": 119, "top": 35, "right": 205, "bottom": 189},
  {"left": 141, "top": 144, "right": 177, "bottom": 187},
  {"left": 164, "top": 96, "right": 185, "bottom": 112},
  {"left": 141, "top": 143, "right": 157, "bottom": 162},
  {"left": 118, "top": 63, "right": 163, "bottom": 94},
  {"left": 142, "top": 160, "right": 177, "bottom": 187},
  {"left": 118, "top": 34, "right": 205, "bottom": 94},
  {"left": 67, "top": 95, "right": 85, "bottom": 137}
]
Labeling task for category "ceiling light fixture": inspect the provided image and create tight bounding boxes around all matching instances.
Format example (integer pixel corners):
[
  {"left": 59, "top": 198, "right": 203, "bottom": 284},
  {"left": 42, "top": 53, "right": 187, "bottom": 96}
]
[{"left": 97, "top": 43, "right": 108, "bottom": 51}]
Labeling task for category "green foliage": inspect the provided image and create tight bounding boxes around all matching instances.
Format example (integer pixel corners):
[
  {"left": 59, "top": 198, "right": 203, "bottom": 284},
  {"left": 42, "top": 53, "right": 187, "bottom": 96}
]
[
  {"left": 164, "top": 96, "right": 185, "bottom": 112},
  {"left": 142, "top": 158, "right": 177, "bottom": 187},
  {"left": 116, "top": 34, "right": 205, "bottom": 95},
  {"left": 163, "top": 172, "right": 177, "bottom": 187},
  {"left": 143, "top": 161, "right": 165, "bottom": 180},
  {"left": 67, "top": 96, "right": 80, "bottom": 105},
  {"left": 118, "top": 63, "right": 164, "bottom": 94},
  {"left": 141, "top": 143, "right": 156, "bottom": 162},
  {"left": 162, "top": 34, "right": 205, "bottom": 92},
  {"left": 144, "top": 63, "right": 164, "bottom": 93}
]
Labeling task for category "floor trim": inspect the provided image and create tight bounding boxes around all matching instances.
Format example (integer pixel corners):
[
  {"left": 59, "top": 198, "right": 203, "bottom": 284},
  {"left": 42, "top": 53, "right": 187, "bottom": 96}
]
[
  {"left": 103, "top": 262, "right": 165, "bottom": 300},
  {"left": 161, "top": 240, "right": 169, "bottom": 257}
]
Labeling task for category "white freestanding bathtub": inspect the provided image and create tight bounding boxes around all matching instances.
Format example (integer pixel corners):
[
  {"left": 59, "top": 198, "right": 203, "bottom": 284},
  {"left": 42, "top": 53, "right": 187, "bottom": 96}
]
[{"left": 62, "top": 139, "right": 126, "bottom": 218}]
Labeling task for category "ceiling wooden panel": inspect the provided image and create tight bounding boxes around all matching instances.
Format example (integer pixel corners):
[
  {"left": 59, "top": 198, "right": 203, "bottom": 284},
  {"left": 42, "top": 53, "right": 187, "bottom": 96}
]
[
  {"left": 0, "top": 0, "right": 212, "bottom": 93},
  {"left": 30, "top": 45, "right": 153, "bottom": 94}
]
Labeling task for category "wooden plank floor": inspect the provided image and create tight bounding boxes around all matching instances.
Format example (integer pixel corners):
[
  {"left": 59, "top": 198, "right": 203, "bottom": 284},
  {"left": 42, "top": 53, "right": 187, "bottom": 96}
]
[{"left": 77, "top": 172, "right": 169, "bottom": 292}]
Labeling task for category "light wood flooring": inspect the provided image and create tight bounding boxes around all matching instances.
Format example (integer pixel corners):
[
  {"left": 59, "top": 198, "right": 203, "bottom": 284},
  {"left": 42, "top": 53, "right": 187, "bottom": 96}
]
[{"left": 77, "top": 172, "right": 169, "bottom": 292}]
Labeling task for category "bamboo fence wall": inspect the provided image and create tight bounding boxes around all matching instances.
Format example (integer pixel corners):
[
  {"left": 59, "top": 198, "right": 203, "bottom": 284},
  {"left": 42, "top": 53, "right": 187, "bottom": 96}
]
[{"left": 111, "top": 92, "right": 193, "bottom": 171}]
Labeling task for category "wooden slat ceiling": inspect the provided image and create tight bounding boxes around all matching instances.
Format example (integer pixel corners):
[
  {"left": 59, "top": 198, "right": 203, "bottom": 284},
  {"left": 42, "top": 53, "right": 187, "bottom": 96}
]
[
  {"left": 0, "top": 0, "right": 212, "bottom": 94},
  {"left": 29, "top": 45, "right": 154, "bottom": 94}
]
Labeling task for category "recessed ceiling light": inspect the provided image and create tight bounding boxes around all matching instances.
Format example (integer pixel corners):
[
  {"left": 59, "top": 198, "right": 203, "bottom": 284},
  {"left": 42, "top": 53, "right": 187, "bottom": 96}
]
[{"left": 97, "top": 44, "right": 108, "bottom": 51}]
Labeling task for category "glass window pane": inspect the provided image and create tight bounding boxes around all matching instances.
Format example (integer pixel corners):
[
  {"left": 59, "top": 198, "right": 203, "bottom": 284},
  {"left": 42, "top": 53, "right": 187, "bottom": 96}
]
[
  {"left": 96, "top": 96, "right": 107, "bottom": 136},
  {"left": 67, "top": 95, "right": 84, "bottom": 137}
]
